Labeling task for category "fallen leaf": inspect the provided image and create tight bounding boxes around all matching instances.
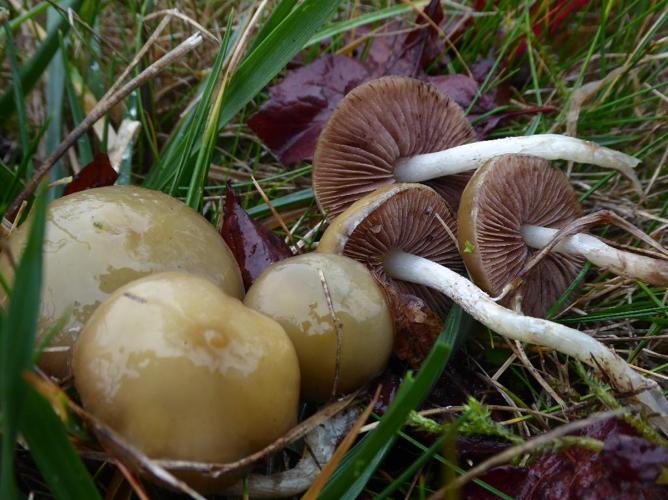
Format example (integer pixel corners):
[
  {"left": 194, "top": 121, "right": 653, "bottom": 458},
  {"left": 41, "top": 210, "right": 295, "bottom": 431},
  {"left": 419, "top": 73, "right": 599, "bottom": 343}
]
[
  {"left": 367, "top": 0, "right": 444, "bottom": 77},
  {"left": 220, "top": 183, "right": 293, "bottom": 290},
  {"left": 247, "top": 55, "right": 368, "bottom": 165},
  {"left": 463, "top": 418, "right": 668, "bottom": 500},
  {"left": 63, "top": 153, "right": 118, "bottom": 195}
]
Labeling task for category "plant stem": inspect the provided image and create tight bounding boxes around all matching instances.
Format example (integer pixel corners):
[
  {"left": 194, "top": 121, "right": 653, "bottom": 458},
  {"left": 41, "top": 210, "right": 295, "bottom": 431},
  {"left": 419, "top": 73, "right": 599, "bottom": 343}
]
[
  {"left": 521, "top": 224, "right": 668, "bottom": 286},
  {"left": 383, "top": 250, "right": 668, "bottom": 421},
  {"left": 393, "top": 134, "right": 641, "bottom": 192}
]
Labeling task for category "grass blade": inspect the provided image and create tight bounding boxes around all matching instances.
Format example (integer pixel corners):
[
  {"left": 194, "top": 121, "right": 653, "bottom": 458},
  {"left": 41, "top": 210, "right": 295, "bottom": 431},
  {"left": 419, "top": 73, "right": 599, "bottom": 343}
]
[
  {"left": 0, "top": 185, "right": 48, "bottom": 498},
  {"left": 179, "top": 15, "right": 234, "bottom": 206},
  {"left": 19, "top": 385, "right": 102, "bottom": 500},
  {"left": 45, "top": 8, "right": 67, "bottom": 194},
  {"left": 249, "top": 0, "right": 298, "bottom": 52},
  {"left": 319, "top": 305, "right": 464, "bottom": 499}
]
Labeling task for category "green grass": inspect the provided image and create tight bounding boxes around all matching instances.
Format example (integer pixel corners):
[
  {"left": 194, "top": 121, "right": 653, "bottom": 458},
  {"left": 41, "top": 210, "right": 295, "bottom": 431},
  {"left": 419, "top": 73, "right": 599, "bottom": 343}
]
[{"left": 0, "top": 0, "right": 667, "bottom": 498}]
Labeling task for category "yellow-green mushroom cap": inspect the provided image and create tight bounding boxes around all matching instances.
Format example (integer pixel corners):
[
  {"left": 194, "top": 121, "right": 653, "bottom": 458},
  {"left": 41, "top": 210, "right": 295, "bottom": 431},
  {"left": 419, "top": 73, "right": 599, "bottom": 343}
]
[
  {"left": 0, "top": 186, "right": 244, "bottom": 378},
  {"left": 73, "top": 272, "right": 299, "bottom": 493},
  {"left": 244, "top": 253, "right": 394, "bottom": 402}
]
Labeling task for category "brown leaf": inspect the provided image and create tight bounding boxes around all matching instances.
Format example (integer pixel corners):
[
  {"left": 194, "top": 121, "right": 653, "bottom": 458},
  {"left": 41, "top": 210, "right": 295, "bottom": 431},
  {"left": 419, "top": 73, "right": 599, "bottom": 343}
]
[
  {"left": 380, "top": 282, "right": 444, "bottom": 368},
  {"left": 220, "top": 183, "right": 292, "bottom": 290},
  {"left": 63, "top": 153, "right": 118, "bottom": 195}
]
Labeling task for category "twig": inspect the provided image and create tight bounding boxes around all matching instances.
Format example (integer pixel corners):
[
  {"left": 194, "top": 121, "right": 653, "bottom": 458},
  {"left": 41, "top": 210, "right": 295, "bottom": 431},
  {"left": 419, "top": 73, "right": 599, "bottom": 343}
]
[
  {"left": 318, "top": 269, "right": 344, "bottom": 399},
  {"left": 6, "top": 33, "right": 203, "bottom": 220},
  {"left": 144, "top": 8, "right": 219, "bottom": 44},
  {"left": 251, "top": 176, "right": 296, "bottom": 246},
  {"left": 512, "top": 339, "right": 567, "bottom": 409}
]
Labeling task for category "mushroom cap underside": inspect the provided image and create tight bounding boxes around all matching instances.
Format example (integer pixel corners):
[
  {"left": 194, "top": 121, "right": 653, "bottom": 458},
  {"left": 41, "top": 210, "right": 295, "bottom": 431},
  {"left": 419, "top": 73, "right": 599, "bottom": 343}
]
[
  {"left": 318, "top": 183, "right": 465, "bottom": 318},
  {"left": 457, "top": 154, "right": 584, "bottom": 317}
]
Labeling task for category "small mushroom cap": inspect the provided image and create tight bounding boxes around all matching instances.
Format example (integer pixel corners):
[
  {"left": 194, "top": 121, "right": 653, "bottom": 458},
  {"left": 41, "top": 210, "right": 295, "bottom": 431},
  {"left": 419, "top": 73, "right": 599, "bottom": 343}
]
[
  {"left": 73, "top": 272, "right": 299, "bottom": 493},
  {"left": 457, "top": 155, "right": 584, "bottom": 317},
  {"left": 0, "top": 186, "right": 244, "bottom": 378},
  {"left": 318, "top": 183, "right": 464, "bottom": 318},
  {"left": 244, "top": 253, "right": 393, "bottom": 402},
  {"left": 313, "top": 76, "right": 476, "bottom": 219}
]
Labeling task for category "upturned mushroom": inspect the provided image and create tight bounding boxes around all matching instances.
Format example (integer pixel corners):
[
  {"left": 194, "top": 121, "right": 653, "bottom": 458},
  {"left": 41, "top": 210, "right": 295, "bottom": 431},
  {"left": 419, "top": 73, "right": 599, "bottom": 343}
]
[
  {"left": 244, "top": 253, "right": 394, "bottom": 401},
  {"left": 313, "top": 76, "right": 640, "bottom": 219},
  {"left": 0, "top": 186, "right": 243, "bottom": 378},
  {"left": 73, "top": 272, "right": 300, "bottom": 493},
  {"left": 318, "top": 183, "right": 668, "bottom": 421},
  {"left": 458, "top": 154, "right": 668, "bottom": 317}
]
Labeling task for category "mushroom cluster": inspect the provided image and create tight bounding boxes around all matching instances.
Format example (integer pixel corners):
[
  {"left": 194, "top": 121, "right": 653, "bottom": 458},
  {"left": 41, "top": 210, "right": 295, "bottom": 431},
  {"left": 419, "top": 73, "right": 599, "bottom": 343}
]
[
  {"left": 311, "top": 76, "right": 668, "bottom": 423},
  {"left": 0, "top": 184, "right": 398, "bottom": 495},
  {"left": 74, "top": 272, "right": 300, "bottom": 492},
  {"left": 0, "top": 186, "right": 243, "bottom": 378}
]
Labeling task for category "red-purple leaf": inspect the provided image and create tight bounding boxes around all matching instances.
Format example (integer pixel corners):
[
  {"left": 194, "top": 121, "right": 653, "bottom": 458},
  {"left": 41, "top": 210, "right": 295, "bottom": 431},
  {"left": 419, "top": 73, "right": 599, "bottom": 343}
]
[
  {"left": 220, "top": 183, "right": 293, "bottom": 290},
  {"left": 463, "top": 418, "right": 668, "bottom": 500},
  {"left": 63, "top": 153, "right": 117, "bottom": 195},
  {"left": 248, "top": 55, "right": 369, "bottom": 165},
  {"left": 367, "top": 0, "right": 444, "bottom": 77}
]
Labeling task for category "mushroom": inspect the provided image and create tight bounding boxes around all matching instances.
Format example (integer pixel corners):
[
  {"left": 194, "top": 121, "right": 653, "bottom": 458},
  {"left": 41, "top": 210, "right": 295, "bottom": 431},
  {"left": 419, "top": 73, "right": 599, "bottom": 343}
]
[
  {"left": 244, "top": 253, "right": 394, "bottom": 401},
  {"left": 73, "top": 272, "right": 300, "bottom": 493},
  {"left": 458, "top": 155, "right": 668, "bottom": 317},
  {"left": 313, "top": 76, "right": 640, "bottom": 219},
  {"left": 0, "top": 186, "right": 244, "bottom": 378},
  {"left": 318, "top": 183, "right": 668, "bottom": 421}
]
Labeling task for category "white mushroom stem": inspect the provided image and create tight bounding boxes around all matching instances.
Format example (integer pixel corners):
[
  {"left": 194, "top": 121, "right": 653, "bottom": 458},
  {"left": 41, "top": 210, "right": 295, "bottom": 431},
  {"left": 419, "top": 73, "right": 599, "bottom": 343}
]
[
  {"left": 521, "top": 224, "right": 668, "bottom": 287},
  {"left": 394, "top": 134, "right": 641, "bottom": 191},
  {"left": 222, "top": 410, "right": 359, "bottom": 498},
  {"left": 384, "top": 250, "right": 668, "bottom": 422}
]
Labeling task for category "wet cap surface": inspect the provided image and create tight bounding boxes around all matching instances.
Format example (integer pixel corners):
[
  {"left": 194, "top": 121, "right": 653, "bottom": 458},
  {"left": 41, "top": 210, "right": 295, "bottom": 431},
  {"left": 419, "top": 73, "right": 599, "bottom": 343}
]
[
  {"left": 319, "top": 183, "right": 464, "bottom": 318},
  {"left": 313, "top": 76, "right": 476, "bottom": 219},
  {"left": 458, "top": 155, "right": 584, "bottom": 317}
]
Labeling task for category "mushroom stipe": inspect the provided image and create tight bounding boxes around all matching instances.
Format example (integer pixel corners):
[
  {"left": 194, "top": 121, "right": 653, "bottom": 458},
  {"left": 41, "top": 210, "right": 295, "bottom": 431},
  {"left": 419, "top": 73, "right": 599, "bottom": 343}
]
[{"left": 319, "top": 183, "right": 668, "bottom": 426}]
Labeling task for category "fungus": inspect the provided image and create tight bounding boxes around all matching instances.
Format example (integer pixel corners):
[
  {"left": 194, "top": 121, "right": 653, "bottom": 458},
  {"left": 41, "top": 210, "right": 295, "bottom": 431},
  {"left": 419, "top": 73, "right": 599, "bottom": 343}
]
[
  {"left": 0, "top": 186, "right": 244, "bottom": 378},
  {"left": 73, "top": 272, "right": 300, "bottom": 493},
  {"left": 458, "top": 155, "right": 668, "bottom": 317},
  {"left": 244, "top": 253, "right": 394, "bottom": 401},
  {"left": 318, "top": 183, "right": 668, "bottom": 420},
  {"left": 313, "top": 77, "right": 640, "bottom": 219}
]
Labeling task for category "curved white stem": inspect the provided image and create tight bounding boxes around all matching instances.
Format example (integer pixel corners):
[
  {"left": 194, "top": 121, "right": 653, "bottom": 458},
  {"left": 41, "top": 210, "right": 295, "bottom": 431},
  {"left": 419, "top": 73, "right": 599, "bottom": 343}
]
[
  {"left": 521, "top": 225, "right": 668, "bottom": 287},
  {"left": 384, "top": 250, "right": 668, "bottom": 421},
  {"left": 222, "top": 410, "right": 358, "bottom": 497},
  {"left": 394, "top": 134, "right": 641, "bottom": 191}
]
